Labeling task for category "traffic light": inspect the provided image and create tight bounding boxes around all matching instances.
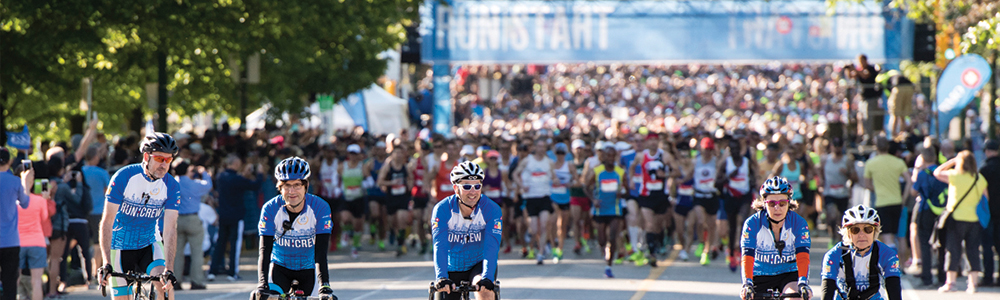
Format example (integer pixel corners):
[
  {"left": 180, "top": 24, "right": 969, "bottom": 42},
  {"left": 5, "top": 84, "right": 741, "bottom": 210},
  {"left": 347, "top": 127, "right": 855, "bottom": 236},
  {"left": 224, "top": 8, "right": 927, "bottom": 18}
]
[{"left": 913, "top": 23, "right": 935, "bottom": 63}]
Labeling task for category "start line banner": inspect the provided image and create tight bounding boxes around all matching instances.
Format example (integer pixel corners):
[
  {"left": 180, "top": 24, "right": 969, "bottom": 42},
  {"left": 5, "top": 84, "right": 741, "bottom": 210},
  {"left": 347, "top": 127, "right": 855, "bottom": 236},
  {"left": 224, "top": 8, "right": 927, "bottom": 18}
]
[{"left": 421, "top": 0, "right": 908, "bottom": 64}]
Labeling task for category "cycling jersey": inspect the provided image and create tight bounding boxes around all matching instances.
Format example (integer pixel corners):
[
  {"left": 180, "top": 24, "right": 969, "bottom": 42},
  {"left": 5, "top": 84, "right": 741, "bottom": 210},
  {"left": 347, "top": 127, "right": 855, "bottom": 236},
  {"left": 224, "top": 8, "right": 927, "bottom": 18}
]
[
  {"left": 592, "top": 164, "right": 625, "bottom": 217},
  {"left": 259, "top": 194, "right": 332, "bottom": 270},
  {"left": 740, "top": 210, "right": 811, "bottom": 284},
  {"left": 822, "top": 241, "right": 900, "bottom": 300},
  {"left": 106, "top": 164, "right": 181, "bottom": 250},
  {"left": 432, "top": 194, "right": 502, "bottom": 281}
]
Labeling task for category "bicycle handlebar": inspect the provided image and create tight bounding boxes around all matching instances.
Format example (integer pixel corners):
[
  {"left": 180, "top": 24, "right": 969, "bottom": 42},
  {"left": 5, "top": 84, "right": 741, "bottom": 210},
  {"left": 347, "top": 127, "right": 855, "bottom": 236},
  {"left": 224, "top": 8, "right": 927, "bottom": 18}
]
[
  {"left": 99, "top": 271, "right": 166, "bottom": 297},
  {"left": 751, "top": 292, "right": 803, "bottom": 300}
]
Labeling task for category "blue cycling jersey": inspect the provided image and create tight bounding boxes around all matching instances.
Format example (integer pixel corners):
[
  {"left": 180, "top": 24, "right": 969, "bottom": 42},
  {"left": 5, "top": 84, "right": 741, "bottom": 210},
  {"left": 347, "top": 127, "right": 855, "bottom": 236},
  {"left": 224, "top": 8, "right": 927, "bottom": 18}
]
[
  {"left": 740, "top": 210, "right": 811, "bottom": 284},
  {"left": 432, "top": 194, "right": 502, "bottom": 281},
  {"left": 259, "top": 193, "right": 332, "bottom": 271},
  {"left": 106, "top": 164, "right": 181, "bottom": 250},
  {"left": 822, "top": 241, "right": 900, "bottom": 300}
]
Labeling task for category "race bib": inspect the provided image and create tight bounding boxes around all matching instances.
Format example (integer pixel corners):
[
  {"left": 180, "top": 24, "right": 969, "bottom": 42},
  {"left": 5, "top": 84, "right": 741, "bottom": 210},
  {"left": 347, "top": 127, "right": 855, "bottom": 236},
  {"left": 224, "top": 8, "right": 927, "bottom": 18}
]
[
  {"left": 440, "top": 184, "right": 454, "bottom": 192},
  {"left": 552, "top": 185, "right": 568, "bottom": 195},
  {"left": 827, "top": 184, "right": 848, "bottom": 196},
  {"left": 646, "top": 181, "right": 664, "bottom": 191},
  {"left": 678, "top": 185, "right": 694, "bottom": 196},
  {"left": 344, "top": 186, "right": 363, "bottom": 199},
  {"left": 391, "top": 185, "right": 407, "bottom": 195},
  {"left": 484, "top": 188, "right": 501, "bottom": 199},
  {"left": 530, "top": 172, "right": 548, "bottom": 184},
  {"left": 600, "top": 179, "right": 619, "bottom": 193}
]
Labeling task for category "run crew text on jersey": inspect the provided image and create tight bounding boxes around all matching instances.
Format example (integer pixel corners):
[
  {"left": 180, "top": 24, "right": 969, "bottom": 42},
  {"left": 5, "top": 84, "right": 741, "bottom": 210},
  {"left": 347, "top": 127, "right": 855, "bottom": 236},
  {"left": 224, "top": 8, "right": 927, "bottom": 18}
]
[
  {"left": 107, "top": 164, "right": 181, "bottom": 250},
  {"left": 740, "top": 210, "right": 811, "bottom": 284},
  {"left": 431, "top": 194, "right": 502, "bottom": 281},
  {"left": 259, "top": 194, "right": 333, "bottom": 270}
]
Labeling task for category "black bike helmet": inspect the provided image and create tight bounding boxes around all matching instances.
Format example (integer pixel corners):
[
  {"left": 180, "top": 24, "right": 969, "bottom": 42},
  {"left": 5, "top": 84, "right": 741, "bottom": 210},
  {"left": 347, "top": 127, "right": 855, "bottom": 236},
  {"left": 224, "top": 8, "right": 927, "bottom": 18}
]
[{"left": 140, "top": 132, "right": 179, "bottom": 156}]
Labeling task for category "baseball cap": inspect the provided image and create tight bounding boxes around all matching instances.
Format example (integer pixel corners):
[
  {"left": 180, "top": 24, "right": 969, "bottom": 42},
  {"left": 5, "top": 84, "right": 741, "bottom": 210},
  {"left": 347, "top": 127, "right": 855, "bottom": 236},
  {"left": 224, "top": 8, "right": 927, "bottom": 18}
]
[
  {"left": 986, "top": 139, "right": 1000, "bottom": 151},
  {"left": 615, "top": 141, "right": 632, "bottom": 151},
  {"left": 486, "top": 150, "right": 500, "bottom": 158},
  {"left": 646, "top": 133, "right": 659, "bottom": 141},
  {"left": 571, "top": 139, "right": 586, "bottom": 150},
  {"left": 554, "top": 143, "right": 569, "bottom": 153},
  {"left": 460, "top": 145, "right": 475, "bottom": 156},
  {"left": 347, "top": 144, "right": 362, "bottom": 154},
  {"left": 700, "top": 137, "right": 715, "bottom": 150},
  {"left": 601, "top": 141, "right": 617, "bottom": 152}
]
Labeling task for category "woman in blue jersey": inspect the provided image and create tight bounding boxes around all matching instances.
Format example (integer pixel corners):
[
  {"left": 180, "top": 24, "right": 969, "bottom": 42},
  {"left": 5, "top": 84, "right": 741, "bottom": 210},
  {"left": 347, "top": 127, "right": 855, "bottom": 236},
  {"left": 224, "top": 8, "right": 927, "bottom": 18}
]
[
  {"left": 255, "top": 157, "right": 336, "bottom": 300},
  {"left": 820, "top": 205, "right": 901, "bottom": 300},
  {"left": 740, "top": 176, "right": 811, "bottom": 300},
  {"left": 432, "top": 161, "right": 502, "bottom": 300}
]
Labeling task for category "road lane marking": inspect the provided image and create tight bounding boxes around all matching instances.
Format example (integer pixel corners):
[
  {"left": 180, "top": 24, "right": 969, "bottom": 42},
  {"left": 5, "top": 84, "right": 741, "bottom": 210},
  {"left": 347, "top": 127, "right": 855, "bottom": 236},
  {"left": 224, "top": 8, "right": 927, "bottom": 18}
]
[
  {"left": 628, "top": 247, "right": 679, "bottom": 300},
  {"left": 901, "top": 276, "right": 920, "bottom": 300},
  {"left": 349, "top": 271, "right": 421, "bottom": 300}
]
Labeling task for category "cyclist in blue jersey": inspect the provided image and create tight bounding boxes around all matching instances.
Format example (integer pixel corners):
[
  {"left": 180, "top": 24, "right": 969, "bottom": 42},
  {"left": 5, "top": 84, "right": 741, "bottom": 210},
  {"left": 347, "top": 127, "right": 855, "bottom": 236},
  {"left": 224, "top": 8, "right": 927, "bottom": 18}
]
[
  {"left": 97, "top": 133, "right": 181, "bottom": 300},
  {"left": 432, "top": 161, "right": 502, "bottom": 300},
  {"left": 740, "top": 176, "right": 811, "bottom": 300},
  {"left": 254, "top": 157, "right": 336, "bottom": 300},
  {"left": 821, "top": 205, "right": 901, "bottom": 300}
]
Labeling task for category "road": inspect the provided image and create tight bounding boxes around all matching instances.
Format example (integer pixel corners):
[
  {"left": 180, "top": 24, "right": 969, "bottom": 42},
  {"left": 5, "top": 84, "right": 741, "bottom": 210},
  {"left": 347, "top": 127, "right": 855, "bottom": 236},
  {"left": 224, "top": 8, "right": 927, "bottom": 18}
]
[{"left": 62, "top": 236, "right": 997, "bottom": 299}]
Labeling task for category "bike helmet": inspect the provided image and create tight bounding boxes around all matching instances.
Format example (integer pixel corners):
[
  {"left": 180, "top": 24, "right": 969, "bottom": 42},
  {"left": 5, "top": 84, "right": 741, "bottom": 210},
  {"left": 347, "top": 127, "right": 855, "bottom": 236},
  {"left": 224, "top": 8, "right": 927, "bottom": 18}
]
[
  {"left": 275, "top": 156, "right": 311, "bottom": 181},
  {"left": 759, "top": 176, "right": 793, "bottom": 198},
  {"left": 140, "top": 132, "right": 179, "bottom": 156},
  {"left": 842, "top": 205, "right": 880, "bottom": 227},
  {"left": 450, "top": 161, "right": 484, "bottom": 184}
]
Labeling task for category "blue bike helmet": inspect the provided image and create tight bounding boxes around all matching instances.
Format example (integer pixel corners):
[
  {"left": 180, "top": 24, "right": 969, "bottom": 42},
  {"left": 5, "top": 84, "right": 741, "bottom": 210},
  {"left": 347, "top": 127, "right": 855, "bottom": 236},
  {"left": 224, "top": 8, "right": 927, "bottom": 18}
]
[
  {"left": 275, "top": 156, "right": 311, "bottom": 181},
  {"left": 759, "top": 176, "right": 793, "bottom": 198}
]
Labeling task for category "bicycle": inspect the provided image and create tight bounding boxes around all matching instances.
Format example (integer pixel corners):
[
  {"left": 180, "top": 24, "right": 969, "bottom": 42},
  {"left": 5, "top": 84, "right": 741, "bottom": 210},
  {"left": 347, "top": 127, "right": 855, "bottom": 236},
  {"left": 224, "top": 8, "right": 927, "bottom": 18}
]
[
  {"left": 750, "top": 290, "right": 803, "bottom": 300},
  {"left": 250, "top": 280, "right": 335, "bottom": 300},
  {"left": 427, "top": 280, "right": 501, "bottom": 300},
  {"left": 99, "top": 270, "right": 168, "bottom": 300}
]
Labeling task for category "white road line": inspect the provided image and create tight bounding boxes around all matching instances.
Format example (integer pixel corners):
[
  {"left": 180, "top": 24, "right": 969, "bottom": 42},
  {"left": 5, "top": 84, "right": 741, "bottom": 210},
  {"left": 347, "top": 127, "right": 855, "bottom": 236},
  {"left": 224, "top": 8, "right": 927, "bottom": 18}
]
[
  {"left": 203, "top": 290, "right": 250, "bottom": 300},
  {"left": 900, "top": 277, "right": 920, "bottom": 300},
  {"left": 349, "top": 272, "right": 421, "bottom": 300}
]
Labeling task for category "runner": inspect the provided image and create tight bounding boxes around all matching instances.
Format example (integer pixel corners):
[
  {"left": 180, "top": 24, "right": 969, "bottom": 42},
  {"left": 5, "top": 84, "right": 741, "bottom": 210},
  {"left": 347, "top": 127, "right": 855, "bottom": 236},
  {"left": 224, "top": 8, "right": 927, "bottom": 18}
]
[
  {"left": 631, "top": 134, "right": 669, "bottom": 267},
  {"left": 365, "top": 141, "right": 390, "bottom": 251},
  {"left": 818, "top": 138, "right": 857, "bottom": 247},
  {"left": 409, "top": 139, "right": 432, "bottom": 255},
  {"left": 550, "top": 143, "right": 575, "bottom": 263},
  {"left": 618, "top": 140, "right": 645, "bottom": 265},
  {"left": 718, "top": 138, "right": 754, "bottom": 272},
  {"left": 376, "top": 145, "right": 413, "bottom": 256},
  {"left": 692, "top": 137, "right": 722, "bottom": 266},
  {"left": 570, "top": 139, "right": 594, "bottom": 256},
  {"left": 338, "top": 144, "right": 369, "bottom": 259},
  {"left": 671, "top": 140, "right": 696, "bottom": 262},
  {"left": 317, "top": 145, "right": 342, "bottom": 252},
  {"left": 585, "top": 142, "right": 626, "bottom": 278},
  {"left": 513, "top": 139, "right": 557, "bottom": 265}
]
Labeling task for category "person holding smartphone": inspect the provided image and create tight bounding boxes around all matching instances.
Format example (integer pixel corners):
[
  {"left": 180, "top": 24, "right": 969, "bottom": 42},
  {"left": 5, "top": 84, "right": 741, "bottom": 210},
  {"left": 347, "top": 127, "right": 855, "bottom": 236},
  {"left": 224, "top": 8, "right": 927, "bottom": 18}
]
[{"left": 0, "top": 148, "right": 33, "bottom": 300}]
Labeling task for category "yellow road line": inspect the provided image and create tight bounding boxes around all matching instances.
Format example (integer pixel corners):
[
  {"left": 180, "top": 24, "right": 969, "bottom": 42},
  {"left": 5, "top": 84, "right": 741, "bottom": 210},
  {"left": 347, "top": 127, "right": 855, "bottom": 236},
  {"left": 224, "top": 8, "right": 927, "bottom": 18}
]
[{"left": 628, "top": 245, "right": 680, "bottom": 300}]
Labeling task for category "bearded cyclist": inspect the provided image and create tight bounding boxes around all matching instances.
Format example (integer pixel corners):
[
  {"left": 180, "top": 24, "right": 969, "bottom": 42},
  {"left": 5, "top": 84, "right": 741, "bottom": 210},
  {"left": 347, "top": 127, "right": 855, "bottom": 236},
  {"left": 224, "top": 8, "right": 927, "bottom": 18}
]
[
  {"left": 97, "top": 133, "right": 181, "bottom": 300},
  {"left": 740, "top": 176, "right": 812, "bottom": 300},
  {"left": 254, "top": 157, "right": 336, "bottom": 300},
  {"left": 820, "top": 205, "right": 901, "bottom": 300},
  {"left": 432, "top": 161, "right": 502, "bottom": 300}
]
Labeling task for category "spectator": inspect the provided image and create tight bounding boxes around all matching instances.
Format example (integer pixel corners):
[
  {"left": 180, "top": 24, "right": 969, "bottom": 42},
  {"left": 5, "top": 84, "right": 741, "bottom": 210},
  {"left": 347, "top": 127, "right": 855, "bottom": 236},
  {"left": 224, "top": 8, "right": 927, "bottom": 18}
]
[
  {"left": 208, "top": 154, "right": 263, "bottom": 281},
  {"left": 18, "top": 191, "right": 49, "bottom": 300},
  {"left": 933, "top": 150, "right": 988, "bottom": 293},
  {"left": 1, "top": 148, "right": 33, "bottom": 300},
  {"left": 911, "top": 144, "right": 949, "bottom": 287},
  {"left": 174, "top": 162, "right": 212, "bottom": 290},
  {"left": 886, "top": 73, "right": 914, "bottom": 135},
  {"left": 46, "top": 156, "right": 71, "bottom": 298},
  {"left": 63, "top": 164, "right": 93, "bottom": 286},
  {"left": 978, "top": 139, "right": 1000, "bottom": 286},
  {"left": 862, "top": 136, "right": 910, "bottom": 252},
  {"left": 81, "top": 145, "right": 111, "bottom": 280}
]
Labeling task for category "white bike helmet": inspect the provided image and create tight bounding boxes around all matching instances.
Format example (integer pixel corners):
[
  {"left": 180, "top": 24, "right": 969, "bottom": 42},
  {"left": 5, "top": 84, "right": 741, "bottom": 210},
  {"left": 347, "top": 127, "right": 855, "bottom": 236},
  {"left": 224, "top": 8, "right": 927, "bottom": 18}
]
[
  {"left": 450, "top": 161, "right": 484, "bottom": 184},
  {"left": 842, "top": 205, "right": 880, "bottom": 227}
]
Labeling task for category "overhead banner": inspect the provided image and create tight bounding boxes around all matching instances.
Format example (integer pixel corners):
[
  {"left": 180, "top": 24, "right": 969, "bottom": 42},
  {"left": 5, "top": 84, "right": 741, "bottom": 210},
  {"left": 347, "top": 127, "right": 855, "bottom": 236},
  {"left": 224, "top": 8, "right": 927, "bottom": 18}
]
[
  {"left": 421, "top": 0, "right": 904, "bottom": 63},
  {"left": 935, "top": 54, "right": 992, "bottom": 135}
]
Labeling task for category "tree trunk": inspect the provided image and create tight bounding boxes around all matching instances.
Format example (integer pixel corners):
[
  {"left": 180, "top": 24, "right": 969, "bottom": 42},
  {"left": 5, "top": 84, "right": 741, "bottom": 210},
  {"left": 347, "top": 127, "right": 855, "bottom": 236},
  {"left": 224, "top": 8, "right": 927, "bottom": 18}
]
[{"left": 157, "top": 51, "right": 169, "bottom": 132}]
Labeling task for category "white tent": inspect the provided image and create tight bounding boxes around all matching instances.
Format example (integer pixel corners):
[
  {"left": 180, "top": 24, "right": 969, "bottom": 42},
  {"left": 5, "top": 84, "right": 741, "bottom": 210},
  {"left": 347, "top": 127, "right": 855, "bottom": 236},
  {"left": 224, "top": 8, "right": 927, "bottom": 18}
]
[{"left": 325, "top": 84, "right": 410, "bottom": 136}]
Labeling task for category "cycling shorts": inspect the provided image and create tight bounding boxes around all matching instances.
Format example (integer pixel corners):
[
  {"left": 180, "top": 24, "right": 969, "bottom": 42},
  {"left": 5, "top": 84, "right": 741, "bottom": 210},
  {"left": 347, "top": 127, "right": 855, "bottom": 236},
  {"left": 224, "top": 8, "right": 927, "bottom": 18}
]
[
  {"left": 266, "top": 264, "right": 317, "bottom": 297},
  {"left": 109, "top": 242, "right": 166, "bottom": 297},
  {"left": 443, "top": 261, "right": 496, "bottom": 300},
  {"left": 752, "top": 271, "right": 798, "bottom": 295}
]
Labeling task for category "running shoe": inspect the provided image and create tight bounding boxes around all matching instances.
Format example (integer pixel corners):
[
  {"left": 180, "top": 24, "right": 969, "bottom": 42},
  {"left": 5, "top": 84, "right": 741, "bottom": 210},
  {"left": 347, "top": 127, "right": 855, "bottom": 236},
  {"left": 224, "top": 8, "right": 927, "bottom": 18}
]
[
  {"left": 521, "top": 247, "right": 529, "bottom": 258},
  {"left": 729, "top": 255, "right": 738, "bottom": 272},
  {"left": 396, "top": 245, "right": 408, "bottom": 257},
  {"left": 700, "top": 252, "right": 710, "bottom": 266},
  {"left": 694, "top": 242, "right": 704, "bottom": 256},
  {"left": 647, "top": 253, "right": 658, "bottom": 268},
  {"left": 582, "top": 241, "right": 591, "bottom": 254},
  {"left": 678, "top": 250, "right": 689, "bottom": 261},
  {"left": 630, "top": 251, "right": 646, "bottom": 266},
  {"left": 536, "top": 253, "right": 545, "bottom": 265},
  {"left": 527, "top": 248, "right": 536, "bottom": 259},
  {"left": 503, "top": 244, "right": 512, "bottom": 254},
  {"left": 553, "top": 248, "right": 563, "bottom": 262},
  {"left": 378, "top": 240, "right": 386, "bottom": 251},
  {"left": 351, "top": 247, "right": 360, "bottom": 259},
  {"left": 604, "top": 267, "right": 615, "bottom": 278}
]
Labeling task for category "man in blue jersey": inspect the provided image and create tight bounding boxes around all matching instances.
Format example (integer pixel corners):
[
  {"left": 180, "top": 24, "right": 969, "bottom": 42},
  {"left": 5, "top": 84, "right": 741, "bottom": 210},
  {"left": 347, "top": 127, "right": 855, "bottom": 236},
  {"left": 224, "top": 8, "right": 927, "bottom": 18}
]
[
  {"left": 584, "top": 142, "right": 627, "bottom": 278},
  {"left": 97, "top": 133, "right": 181, "bottom": 300},
  {"left": 255, "top": 157, "right": 336, "bottom": 300},
  {"left": 432, "top": 161, "right": 502, "bottom": 300}
]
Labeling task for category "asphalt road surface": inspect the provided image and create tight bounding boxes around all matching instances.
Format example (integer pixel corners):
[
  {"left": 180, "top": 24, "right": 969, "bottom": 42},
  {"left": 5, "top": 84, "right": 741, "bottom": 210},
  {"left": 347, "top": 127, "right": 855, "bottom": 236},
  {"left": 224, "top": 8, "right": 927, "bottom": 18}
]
[{"left": 61, "top": 236, "right": 998, "bottom": 300}]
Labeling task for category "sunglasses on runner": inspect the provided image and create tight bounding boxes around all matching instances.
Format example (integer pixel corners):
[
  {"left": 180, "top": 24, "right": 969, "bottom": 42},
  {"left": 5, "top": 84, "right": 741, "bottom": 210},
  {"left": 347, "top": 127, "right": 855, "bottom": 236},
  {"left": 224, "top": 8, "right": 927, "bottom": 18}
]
[
  {"left": 765, "top": 199, "right": 789, "bottom": 208},
  {"left": 458, "top": 184, "right": 483, "bottom": 191},
  {"left": 147, "top": 154, "right": 173, "bottom": 164},
  {"left": 848, "top": 225, "right": 876, "bottom": 235}
]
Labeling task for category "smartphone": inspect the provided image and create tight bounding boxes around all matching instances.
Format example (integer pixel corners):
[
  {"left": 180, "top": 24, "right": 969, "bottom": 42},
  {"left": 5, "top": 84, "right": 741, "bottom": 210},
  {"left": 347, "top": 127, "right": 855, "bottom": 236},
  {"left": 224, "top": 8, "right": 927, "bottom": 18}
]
[
  {"left": 40, "top": 179, "right": 49, "bottom": 193},
  {"left": 21, "top": 160, "right": 31, "bottom": 171}
]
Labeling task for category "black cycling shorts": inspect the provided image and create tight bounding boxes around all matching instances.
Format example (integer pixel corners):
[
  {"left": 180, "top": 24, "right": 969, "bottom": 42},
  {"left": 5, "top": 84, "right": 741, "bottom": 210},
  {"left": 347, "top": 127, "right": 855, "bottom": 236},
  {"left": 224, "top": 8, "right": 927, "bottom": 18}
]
[
  {"left": 752, "top": 271, "right": 798, "bottom": 295},
  {"left": 267, "top": 264, "right": 316, "bottom": 296},
  {"left": 443, "top": 261, "right": 495, "bottom": 300}
]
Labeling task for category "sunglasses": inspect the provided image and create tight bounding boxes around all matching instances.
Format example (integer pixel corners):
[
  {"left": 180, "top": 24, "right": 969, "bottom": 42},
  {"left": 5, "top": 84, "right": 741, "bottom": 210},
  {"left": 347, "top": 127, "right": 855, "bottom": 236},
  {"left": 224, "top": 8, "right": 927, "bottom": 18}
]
[
  {"left": 458, "top": 184, "right": 483, "bottom": 191},
  {"left": 147, "top": 154, "right": 174, "bottom": 164},
  {"left": 765, "top": 199, "right": 789, "bottom": 208},
  {"left": 282, "top": 182, "right": 306, "bottom": 190},
  {"left": 848, "top": 225, "right": 876, "bottom": 235}
]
